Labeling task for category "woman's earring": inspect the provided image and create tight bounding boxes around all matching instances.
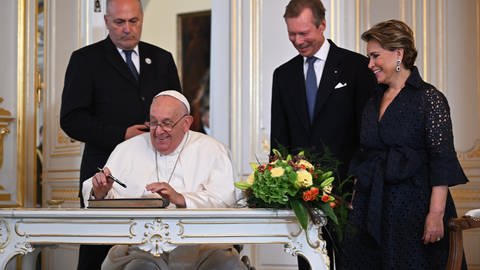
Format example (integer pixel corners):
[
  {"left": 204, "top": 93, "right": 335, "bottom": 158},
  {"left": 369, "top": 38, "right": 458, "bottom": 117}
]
[{"left": 396, "top": 60, "right": 401, "bottom": 72}]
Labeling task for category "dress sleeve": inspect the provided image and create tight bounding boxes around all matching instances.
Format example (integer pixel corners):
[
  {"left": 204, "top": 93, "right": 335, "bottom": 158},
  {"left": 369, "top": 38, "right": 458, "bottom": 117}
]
[{"left": 424, "top": 87, "right": 468, "bottom": 187}]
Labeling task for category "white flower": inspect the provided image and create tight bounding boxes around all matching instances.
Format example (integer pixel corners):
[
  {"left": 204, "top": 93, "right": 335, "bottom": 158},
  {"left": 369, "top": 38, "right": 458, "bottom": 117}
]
[
  {"left": 296, "top": 159, "right": 314, "bottom": 170},
  {"left": 323, "top": 184, "right": 333, "bottom": 194},
  {"left": 296, "top": 169, "right": 313, "bottom": 187},
  {"left": 270, "top": 167, "right": 285, "bottom": 177}
]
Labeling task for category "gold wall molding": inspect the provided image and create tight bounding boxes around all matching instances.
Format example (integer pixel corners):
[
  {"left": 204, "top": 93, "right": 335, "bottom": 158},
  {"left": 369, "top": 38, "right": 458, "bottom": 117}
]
[
  {"left": 0, "top": 193, "right": 12, "bottom": 201},
  {"left": 50, "top": 187, "right": 79, "bottom": 203},
  {"left": 0, "top": 97, "right": 14, "bottom": 169},
  {"left": 57, "top": 128, "right": 76, "bottom": 145},
  {"left": 0, "top": 98, "right": 12, "bottom": 117},
  {"left": 54, "top": 127, "right": 81, "bottom": 156},
  {"left": 458, "top": 139, "right": 480, "bottom": 169},
  {"left": 13, "top": 0, "right": 26, "bottom": 208},
  {"left": 451, "top": 188, "right": 480, "bottom": 203}
]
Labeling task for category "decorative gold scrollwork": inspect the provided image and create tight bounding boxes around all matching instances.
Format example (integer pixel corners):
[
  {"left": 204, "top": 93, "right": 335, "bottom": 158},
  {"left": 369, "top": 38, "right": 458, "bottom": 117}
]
[
  {"left": 0, "top": 97, "right": 14, "bottom": 169},
  {"left": 0, "top": 218, "right": 11, "bottom": 253}
]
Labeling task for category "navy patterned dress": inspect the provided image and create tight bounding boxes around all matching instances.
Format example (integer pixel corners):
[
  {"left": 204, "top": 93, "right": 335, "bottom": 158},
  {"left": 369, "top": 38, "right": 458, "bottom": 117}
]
[{"left": 339, "top": 67, "right": 468, "bottom": 270}]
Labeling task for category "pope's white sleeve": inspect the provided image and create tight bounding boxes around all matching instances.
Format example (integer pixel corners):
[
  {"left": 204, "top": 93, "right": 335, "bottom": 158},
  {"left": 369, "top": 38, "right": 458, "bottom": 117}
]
[
  {"left": 82, "top": 178, "right": 93, "bottom": 208},
  {"left": 182, "top": 144, "right": 236, "bottom": 208}
]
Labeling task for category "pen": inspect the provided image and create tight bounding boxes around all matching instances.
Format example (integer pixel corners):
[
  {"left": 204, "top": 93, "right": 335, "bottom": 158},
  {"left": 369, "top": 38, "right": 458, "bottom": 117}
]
[{"left": 97, "top": 167, "right": 127, "bottom": 188}]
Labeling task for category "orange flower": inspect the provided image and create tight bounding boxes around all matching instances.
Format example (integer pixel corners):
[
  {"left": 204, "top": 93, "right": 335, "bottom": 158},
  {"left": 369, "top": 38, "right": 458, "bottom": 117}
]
[
  {"left": 321, "top": 194, "right": 330, "bottom": 203},
  {"left": 303, "top": 190, "right": 312, "bottom": 201},
  {"left": 303, "top": 187, "right": 320, "bottom": 202}
]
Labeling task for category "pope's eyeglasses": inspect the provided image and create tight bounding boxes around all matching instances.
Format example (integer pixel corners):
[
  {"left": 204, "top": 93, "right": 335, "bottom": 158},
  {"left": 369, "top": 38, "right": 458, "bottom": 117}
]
[{"left": 148, "top": 114, "right": 188, "bottom": 132}]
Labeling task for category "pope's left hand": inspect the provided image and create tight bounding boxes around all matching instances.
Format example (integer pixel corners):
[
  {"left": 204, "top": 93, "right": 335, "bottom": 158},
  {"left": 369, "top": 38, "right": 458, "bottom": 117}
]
[{"left": 145, "top": 182, "right": 186, "bottom": 208}]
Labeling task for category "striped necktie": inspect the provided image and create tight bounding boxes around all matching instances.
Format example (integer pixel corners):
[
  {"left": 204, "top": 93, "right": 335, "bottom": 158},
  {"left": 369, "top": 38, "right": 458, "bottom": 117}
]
[
  {"left": 123, "top": 50, "right": 139, "bottom": 82},
  {"left": 305, "top": 56, "right": 318, "bottom": 122}
]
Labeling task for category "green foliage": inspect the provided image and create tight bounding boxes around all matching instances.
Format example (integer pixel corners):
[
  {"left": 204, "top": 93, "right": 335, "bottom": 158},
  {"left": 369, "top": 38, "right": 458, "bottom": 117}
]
[
  {"left": 290, "top": 199, "right": 309, "bottom": 231},
  {"left": 319, "top": 203, "right": 338, "bottom": 225},
  {"left": 236, "top": 148, "right": 353, "bottom": 248},
  {"left": 251, "top": 160, "right": 299, "bottom": 205},
  {"left": 234, "top": 181, "right": 252, "bottom": 189}
]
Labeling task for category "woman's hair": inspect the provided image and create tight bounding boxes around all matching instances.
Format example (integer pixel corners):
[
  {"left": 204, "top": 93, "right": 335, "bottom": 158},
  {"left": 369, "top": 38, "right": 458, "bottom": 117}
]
[{"left": 361, "top": 19, "right": 417, "bottom": 69}]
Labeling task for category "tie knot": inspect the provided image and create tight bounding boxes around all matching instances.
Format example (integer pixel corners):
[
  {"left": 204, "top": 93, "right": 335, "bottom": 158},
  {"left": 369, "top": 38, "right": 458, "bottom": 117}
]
[
  {"left": 306, "top": 56, "right": 317, "bottom": 66},
  {"left": 123, "top": 50, "right": 139, "bottom": 81},
  {"left": 123, "top": 50, "right": 134, "bottom": 58}
]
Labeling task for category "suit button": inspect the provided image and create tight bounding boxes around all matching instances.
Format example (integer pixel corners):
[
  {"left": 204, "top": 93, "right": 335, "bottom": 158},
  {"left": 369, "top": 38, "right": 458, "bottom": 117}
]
[{"left": 141, "top": 97, "right": 145, "bottom": 101}]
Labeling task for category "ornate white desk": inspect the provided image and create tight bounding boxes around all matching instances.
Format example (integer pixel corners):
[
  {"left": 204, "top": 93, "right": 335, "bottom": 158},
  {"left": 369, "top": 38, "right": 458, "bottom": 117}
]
[{"left": 0, "top": 208, "right": 329, "bottom": 269}]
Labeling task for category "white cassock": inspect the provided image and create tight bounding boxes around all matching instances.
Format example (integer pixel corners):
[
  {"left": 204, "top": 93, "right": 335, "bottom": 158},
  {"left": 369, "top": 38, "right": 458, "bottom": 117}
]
[{"left": 82, "top": 131, "right": 246, "bottom": 270}]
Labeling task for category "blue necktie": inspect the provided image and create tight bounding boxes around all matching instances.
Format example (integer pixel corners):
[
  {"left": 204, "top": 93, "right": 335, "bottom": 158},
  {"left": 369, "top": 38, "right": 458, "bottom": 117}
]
[
  {"left": 306, "top": 56, "right": 318, "bottom": 122},
  {"left": 123, "top": 50, "right": 139, "bottom": 82}
]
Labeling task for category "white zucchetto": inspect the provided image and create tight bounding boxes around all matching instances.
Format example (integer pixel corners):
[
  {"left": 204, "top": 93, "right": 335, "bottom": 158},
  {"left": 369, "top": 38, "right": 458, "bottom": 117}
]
[{"left": 154, "top": 90, "right": 190, "bottom": 113}]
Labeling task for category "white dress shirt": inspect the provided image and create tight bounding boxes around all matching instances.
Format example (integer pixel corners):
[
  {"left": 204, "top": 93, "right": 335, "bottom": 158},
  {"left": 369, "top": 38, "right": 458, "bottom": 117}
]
[
  {"left": 117, "top": 46, "right": 140, "bottom": 73},
  {"left": 303, "top": 40, "right": 330, "bottom": 87}
]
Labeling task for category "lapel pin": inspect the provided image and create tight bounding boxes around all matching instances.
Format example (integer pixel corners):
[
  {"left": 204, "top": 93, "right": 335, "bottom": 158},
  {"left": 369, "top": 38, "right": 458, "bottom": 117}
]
[
  {"left": 145, "top": 58, "right": 152, "bottom": 64},
  {"left": 334, "top": 70, "right": 338, "bottom": 74}
]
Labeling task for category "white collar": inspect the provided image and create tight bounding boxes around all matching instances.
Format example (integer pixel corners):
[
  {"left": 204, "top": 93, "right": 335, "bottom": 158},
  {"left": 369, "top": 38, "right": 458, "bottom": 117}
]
[
  {"left": 117, "top": 45, "right": 139, "bottom": 56},
  {"left": 304, "top": 39, "right": 330, "bottom": 63}
]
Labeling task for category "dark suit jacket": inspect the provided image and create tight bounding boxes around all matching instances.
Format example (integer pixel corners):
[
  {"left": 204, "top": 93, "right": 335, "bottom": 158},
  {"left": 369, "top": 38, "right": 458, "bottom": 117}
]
[
  {"left": 270, "top": 40, "right": 376, "bottom": 179},
  {"left": 60, "top": 37, "right": 181, "bottom": 198}
]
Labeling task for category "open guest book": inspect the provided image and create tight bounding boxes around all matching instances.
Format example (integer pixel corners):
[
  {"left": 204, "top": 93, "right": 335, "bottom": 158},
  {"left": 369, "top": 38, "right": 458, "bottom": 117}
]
[{"left": 88, "top": 198, "right": 170, "bottom": 208}]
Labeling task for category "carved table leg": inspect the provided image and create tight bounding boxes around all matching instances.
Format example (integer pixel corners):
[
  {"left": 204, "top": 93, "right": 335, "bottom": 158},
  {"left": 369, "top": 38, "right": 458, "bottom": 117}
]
[{"left": 284, "top": 221, "right": 330, "bottom": 270}]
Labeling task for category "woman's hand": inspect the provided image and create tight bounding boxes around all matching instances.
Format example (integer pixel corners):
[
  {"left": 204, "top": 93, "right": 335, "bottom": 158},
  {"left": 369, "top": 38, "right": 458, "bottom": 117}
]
[
  {"left": 422, "top": 185, "right": 448, "bottom": 244},
  {"left": 422, "top": 210, "right": 444, "bottom": 244}
]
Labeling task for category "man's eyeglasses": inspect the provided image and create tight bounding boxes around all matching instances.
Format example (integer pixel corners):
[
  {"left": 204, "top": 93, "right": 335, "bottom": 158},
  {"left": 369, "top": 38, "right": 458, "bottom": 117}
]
[{"left": 148, "top": 114, "right": 188, "bottom": 133}]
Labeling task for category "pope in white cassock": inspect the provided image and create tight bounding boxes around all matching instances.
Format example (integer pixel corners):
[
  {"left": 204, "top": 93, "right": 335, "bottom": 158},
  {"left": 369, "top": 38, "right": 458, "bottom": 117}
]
[{"left": 82, "top": 91, "right": 247, "bottom": 270}]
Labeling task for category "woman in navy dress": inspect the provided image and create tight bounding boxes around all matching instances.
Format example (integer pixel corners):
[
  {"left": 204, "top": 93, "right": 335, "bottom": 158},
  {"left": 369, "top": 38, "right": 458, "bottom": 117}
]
[{"left": 339, "top": 20, "right": 468, "bottom": 270}]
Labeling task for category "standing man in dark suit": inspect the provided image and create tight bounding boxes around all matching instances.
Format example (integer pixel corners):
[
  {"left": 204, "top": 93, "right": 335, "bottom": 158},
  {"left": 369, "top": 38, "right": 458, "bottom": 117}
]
[
  {"left": 270, "top": 0, "right": 376, "bottom": 269},
  {"left": 60, "top": 0, "right": 181, "bottom": 269}
]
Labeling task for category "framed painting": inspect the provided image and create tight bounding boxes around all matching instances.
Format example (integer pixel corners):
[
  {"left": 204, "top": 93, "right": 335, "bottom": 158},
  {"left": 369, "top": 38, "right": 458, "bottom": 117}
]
[{"left": 177, "top": 10, "right": 211, "bottom": 133}]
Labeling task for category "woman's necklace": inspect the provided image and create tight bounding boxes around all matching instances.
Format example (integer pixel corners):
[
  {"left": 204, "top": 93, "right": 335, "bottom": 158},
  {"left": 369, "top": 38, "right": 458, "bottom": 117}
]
[{"left": 155, "top": 132, "right": 189, "bottom": 183}]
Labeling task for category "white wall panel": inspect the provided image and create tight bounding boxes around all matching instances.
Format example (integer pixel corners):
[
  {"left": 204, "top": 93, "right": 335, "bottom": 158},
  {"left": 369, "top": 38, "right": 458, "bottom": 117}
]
[
  {"left": 445, "top": 0, "right": 479, "bottom": 152},
  {"left": 0, "top": 0, "right": 20, "bottom": 206},
  {"left": 0, "top": 0, "right": 476, "bottom": 269}
]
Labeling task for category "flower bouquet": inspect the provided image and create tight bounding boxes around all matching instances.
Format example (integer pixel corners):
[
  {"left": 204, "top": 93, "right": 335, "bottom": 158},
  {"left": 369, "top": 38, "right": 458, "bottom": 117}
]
[{"left": 235, "top": 149, "right": 351, "bottom": 244}]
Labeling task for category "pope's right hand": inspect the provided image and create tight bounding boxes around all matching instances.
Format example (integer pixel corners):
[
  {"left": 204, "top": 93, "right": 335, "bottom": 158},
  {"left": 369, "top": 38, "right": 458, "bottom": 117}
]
[{"left": 92, "top": 167, "right": 114, "bottom": 199}]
